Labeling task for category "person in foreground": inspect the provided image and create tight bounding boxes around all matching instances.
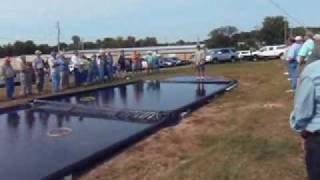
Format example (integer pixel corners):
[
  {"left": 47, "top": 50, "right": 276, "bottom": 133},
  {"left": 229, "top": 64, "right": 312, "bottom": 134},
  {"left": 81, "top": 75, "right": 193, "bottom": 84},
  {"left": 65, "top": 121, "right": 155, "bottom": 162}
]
[
  {"left": 286, "top": 36, "right": 302, "bottom": 92},
  {"left": 1, "top": 57, "right": 16, "bottom": 100},
  {"left": 194, "top": 45, "right": 206, "bottom": 80},
  {"left": 290, "top": 59, "right": 320, "bottom": 180}
]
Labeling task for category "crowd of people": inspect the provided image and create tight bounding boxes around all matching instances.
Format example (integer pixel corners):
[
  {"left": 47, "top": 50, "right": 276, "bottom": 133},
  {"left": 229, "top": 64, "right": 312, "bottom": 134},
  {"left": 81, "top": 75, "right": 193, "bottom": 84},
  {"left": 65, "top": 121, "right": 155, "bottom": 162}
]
[
  {"left": 0, "top": 49, "right": 163, "bottom": 100},
  {"left": 288, "top": 31, "right": 320, "bottom": 180}
]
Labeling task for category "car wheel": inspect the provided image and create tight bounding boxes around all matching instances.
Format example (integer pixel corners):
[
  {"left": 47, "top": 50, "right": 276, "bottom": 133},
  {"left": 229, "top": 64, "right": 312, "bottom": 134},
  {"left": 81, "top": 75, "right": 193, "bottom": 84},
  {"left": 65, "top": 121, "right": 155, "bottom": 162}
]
[{"left": 279, "top": 53, "right": 284, "bottom": 60}]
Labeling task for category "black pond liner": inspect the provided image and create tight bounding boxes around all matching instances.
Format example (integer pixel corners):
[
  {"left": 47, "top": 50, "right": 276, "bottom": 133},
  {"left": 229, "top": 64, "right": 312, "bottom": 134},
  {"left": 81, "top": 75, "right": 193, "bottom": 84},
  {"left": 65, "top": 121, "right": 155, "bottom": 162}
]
[{"left": 0, "top": 77, "right": 237, "bottom": 180}]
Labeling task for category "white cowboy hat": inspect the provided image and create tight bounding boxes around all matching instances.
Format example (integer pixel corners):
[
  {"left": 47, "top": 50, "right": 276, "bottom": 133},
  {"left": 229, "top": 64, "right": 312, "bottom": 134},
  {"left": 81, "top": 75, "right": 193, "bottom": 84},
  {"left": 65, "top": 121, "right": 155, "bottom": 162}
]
[
  {"left": 35, "top": 50, "right": 42, "bottom": 55},
  {"left": 295, "top": 36, "right": 303, "bottom": 41}
]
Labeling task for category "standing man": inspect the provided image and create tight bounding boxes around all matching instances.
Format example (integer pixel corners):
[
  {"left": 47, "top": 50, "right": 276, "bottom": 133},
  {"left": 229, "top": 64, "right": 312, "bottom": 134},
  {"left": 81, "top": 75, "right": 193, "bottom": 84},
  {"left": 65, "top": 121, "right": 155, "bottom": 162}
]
[
  {"left": 1, "top": 57, "right": 16, "bottom": 100},
  {"left": 286, "top": 36, "right": 303, "bottom": 92},
  {"left": 106, "top": 51, "right": 114, "bottom": 79},
  {"left": 32, "top": 50, "right": 46, "bottom": 94},
  {"left": 131, "top": 51, "right": 139, "bottom": 73},
  {"left": 118, "top": 51, "right": 126, "bottom": 78},
  {"left": 194, "top": 45, "right": 206, "bottom": 80},
  {"left": 152, "top": 51, "right": 161, "bottom": 72},
  {"left": 48, "top": 51, "right": 62, "bottom": 93},
  {"left": 18, "top": 56, "right": 32, "bottom": 96},
  {"left": 145, "top": 51, "right": 153, "bottom": 74},
  {"left": 298, "top": 31, "right": 315, "bottom": 74},
  {"left": 71, "top": 50, "right": 82, "bottom": 87},
  {"left": 97, "top": 50, "right": 106, "bottom": 82},
  {"left": 60, "top": 53, "right": 70, "bottom": 90},
  {"left": 290, "top": 58, "right": 320, "bottom": 180}
]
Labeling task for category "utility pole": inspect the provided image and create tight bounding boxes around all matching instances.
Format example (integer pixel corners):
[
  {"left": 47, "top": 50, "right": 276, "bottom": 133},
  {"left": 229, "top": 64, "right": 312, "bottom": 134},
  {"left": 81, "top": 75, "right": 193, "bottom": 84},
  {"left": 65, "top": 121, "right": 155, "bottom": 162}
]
[
  {"left": 56, "top": 21, "right": 61, "bottom": 52},
  {"left": 284, "top": 18, "right": 288, "bottom": 44}
]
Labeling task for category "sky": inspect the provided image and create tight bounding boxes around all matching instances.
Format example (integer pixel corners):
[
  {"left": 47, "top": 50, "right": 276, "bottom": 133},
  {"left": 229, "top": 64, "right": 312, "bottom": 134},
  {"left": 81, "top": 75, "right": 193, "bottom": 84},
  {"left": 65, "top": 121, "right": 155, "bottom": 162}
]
[{"left": 0, "top": 0, "right": 318, "bottom": 45}]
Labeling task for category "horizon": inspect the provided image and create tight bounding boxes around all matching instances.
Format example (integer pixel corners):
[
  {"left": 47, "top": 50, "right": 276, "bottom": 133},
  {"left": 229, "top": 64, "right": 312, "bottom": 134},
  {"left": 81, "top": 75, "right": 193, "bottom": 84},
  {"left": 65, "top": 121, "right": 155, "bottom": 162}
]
[{"left": 0, "top": 0, "right": 319, "bottom": 45}]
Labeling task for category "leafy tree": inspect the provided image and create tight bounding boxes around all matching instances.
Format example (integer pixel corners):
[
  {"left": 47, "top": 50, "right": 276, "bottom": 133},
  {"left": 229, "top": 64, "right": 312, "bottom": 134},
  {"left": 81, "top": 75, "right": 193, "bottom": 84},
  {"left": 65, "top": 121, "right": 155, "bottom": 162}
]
[
  {"left": 209, "top": 26, "right": 238, "bottom": 38},
  {"left": 71, "top": 35, "right": 81, "bottom": 50},
  {"left": 176, "top": 40, "right": 186, "bottom": 45},
  {"left": 259, "top": 16, "right": 288, "bottom": 45},
  {"left": 124, "top": 36, "right": 136, "bottom": 48}
]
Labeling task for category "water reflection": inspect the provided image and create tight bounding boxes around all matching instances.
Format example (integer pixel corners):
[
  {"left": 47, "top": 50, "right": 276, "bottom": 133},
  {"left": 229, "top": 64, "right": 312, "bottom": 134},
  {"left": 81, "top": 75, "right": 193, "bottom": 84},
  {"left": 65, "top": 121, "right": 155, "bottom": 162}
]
[
  {"left": 147, "top": 80, "right": 161, "bottom": 91},
  {"left": 196, "top": 83, "right": 206, "bottom": 97},
  {"left": 119, "top": 85, "right": 127, "bottom": 105},
  {"left": 7, "top": 112, "right": 20, "bottom": 129},
  {"left": 4, "top": 110, "right": 83, "bottom": 136},
  {"left": 133, "top": 81, "right": 144, "bottom": 103},
  {"left": 25, "top": 110, "right": 35, "bottom": 129}
]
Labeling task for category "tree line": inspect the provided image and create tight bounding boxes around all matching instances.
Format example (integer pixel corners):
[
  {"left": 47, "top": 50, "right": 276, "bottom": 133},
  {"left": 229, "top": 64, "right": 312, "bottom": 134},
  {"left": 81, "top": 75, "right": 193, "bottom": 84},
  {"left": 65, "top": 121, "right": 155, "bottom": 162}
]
[
  {"left": 206, "top": 16, "right": 320, "bottom": 50},
  {"left": 0, "top": 16, "right": 319, "bottom": 58}
]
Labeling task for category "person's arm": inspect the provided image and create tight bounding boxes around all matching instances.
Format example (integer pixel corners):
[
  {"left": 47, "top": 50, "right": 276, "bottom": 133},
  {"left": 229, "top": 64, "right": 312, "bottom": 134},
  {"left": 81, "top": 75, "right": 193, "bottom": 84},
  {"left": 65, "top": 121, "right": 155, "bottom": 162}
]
[
  {"left": 298, "top": 44, "right": 308, "bottom": 64},
  {"left": 286, "top": 47, "right": 294, "bottom": 62},
  {"left": 290, "top": 77, "right": 315, "bottom": 133}
]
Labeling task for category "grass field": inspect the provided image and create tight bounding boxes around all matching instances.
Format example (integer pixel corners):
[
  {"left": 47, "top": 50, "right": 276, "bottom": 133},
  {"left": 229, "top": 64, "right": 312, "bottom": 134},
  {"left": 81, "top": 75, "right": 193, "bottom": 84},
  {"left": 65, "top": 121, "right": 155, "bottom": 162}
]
[
  {"left": 78, "top": 61, "right": 306, "bottom": 180},
  {"left": 0, "top": 61, "right": 306, "bottom": 179}
]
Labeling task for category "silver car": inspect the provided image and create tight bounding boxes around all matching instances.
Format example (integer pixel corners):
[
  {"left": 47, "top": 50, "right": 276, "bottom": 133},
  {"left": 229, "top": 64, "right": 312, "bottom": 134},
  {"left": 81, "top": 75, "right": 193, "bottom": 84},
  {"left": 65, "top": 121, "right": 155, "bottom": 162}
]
[{"left": 205, "top": 48, "right": 237, "bottom": 63}]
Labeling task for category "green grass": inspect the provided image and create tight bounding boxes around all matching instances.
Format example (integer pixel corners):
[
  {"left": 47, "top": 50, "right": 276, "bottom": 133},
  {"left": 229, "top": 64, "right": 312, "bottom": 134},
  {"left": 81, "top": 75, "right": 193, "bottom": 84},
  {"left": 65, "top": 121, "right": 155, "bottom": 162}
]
[{"left": 77, "top": 61, "right": 306, "bottom": 180}]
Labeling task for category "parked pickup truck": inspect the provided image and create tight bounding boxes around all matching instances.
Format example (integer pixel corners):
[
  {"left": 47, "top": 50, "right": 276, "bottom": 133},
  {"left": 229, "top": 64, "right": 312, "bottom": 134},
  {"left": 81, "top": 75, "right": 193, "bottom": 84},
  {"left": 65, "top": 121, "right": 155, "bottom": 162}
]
[
  {"left": 237, "top": 50, "right": 253, "bottom": 60},
  {"left": 252, "top": 45, "right": 287, "bottom": 61}
]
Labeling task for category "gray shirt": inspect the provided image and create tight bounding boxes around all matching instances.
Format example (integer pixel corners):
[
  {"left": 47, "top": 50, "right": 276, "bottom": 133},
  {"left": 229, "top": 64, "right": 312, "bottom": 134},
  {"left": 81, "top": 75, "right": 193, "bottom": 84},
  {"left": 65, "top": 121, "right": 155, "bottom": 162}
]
[
  {"left": 32, "top": 57, "right": 45, "bottom": 70},
  {"left": 1, "top": 64, "right": 15, "bottom": 79}
]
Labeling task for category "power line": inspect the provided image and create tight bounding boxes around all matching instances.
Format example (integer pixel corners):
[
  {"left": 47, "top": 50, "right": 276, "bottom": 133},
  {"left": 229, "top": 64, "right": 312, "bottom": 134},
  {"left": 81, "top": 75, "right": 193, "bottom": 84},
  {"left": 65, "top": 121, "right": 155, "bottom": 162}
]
[
  {"left": 266, "top": 0, "right": 306, "bottom": 28},
  {"left": 56, "top": 21, "right": 61, "bottom": 51}
]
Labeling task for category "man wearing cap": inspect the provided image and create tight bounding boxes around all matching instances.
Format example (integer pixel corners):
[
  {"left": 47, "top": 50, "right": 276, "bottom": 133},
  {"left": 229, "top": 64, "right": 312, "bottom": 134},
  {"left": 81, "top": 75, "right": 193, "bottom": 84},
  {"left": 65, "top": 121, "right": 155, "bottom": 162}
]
[
  {"left": 286, "top": 36, "right": 303, "bottom": 91},
  {"left": 18, "top": 56, "right": 33, "bottom": 96},
  {"left": 1, "top": 57, "right": 16, "bottom": 100},
  {"left": 297, "top": 32, "right": 315, "bottom": 74},
  {"left": 32, "top": 50, "right": 46, "bottom": 94},
  {"left": 290, "top": 34, "right": 320, "bottom": 180},
  {"left": 194, "top": 45, "right": 206, "bottom": 80},
  {"left": 307, "top": 34, "right": 320, "bottom": 64},
  {"left": 48, "top": 51, "right": 63, "bottom": 93},
  {"left": 60, "top": 53, "right": 70, "bottom": 90}
]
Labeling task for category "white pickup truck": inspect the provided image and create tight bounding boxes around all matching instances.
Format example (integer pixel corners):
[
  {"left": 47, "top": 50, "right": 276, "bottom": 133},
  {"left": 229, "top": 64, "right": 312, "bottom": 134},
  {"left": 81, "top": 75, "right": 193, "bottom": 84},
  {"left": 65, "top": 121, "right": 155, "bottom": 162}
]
[{"left": 252, "top": 45, "right": 287, "bottom": 61}]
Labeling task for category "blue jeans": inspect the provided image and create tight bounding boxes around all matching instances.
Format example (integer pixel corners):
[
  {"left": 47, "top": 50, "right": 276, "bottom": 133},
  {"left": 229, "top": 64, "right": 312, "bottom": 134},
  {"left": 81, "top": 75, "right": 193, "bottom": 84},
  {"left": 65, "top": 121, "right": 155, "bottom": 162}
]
[
  {"left": 5, "top": 78, "right": 15, "bottom": 99},
  {"left": 106, "top": 65, "right": 113, "bottom": 79},
  {"left": 51, "top": 71, "right": 61, "bottom": 93},
  {"left": 288, "top": 61, "right": 298, "bottom": 90},
  {"left": 98, "top": 66, "right": 105, "bottom": 82},
  {"left": 81, "top": 70, "right": 88, "bottom": 84},
  {"left": 305, "top": 135, "right": 320, "bottom": 180}
]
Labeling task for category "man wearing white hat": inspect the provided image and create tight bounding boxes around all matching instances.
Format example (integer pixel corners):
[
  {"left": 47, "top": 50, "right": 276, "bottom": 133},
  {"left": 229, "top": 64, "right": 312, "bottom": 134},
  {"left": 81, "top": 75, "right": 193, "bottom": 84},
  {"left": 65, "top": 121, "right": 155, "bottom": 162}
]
[
  {"left": 307, "top": 34, "right": 320, "bottom": 65},
  {"left": 32, "top": 50, "right": 46, "bottom": 94},
  {"left": 286, "top": 36, "right": 303, "bottom": 91},
  {"left": 297, "top": 31, "right": 315, "bottom": 74}
]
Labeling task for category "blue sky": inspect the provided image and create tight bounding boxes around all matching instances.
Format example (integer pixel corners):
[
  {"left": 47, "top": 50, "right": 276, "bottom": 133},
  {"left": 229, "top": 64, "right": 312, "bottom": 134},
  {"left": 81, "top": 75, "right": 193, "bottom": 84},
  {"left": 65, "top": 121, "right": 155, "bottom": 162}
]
[{"left": 0, "top": 0, "right": 318, "bottom": 44}]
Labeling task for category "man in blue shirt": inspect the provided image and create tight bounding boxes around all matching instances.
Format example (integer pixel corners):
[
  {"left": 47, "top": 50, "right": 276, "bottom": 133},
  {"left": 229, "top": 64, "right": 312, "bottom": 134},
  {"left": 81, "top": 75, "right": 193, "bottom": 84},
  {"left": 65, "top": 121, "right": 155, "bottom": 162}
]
[
  {"left": 286, "top": 36, "right": 303, "bottom": 91},
  {"left": 290, "top": 39, "right": 320, "bottom": 179}
]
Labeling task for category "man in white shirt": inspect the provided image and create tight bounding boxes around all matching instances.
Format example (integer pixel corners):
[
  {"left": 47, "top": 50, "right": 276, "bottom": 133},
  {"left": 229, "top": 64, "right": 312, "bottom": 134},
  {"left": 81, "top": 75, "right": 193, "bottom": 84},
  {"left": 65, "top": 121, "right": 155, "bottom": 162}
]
[
  {"left": 71, "top": 50, "right": 82, "bottom": 86},
  {"left": 194, "top": 45, "right": 206, "bottom": 80}
]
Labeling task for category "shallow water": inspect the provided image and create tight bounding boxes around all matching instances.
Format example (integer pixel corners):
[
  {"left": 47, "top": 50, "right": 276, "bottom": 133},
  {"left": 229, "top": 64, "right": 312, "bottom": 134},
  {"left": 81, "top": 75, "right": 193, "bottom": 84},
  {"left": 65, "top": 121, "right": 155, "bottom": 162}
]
[
  {"left": 51, "top": 81, "right": 229, "bottom": 111},
  {"left": 0, "top": 109, "right": 152, "bottom": 180}
]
